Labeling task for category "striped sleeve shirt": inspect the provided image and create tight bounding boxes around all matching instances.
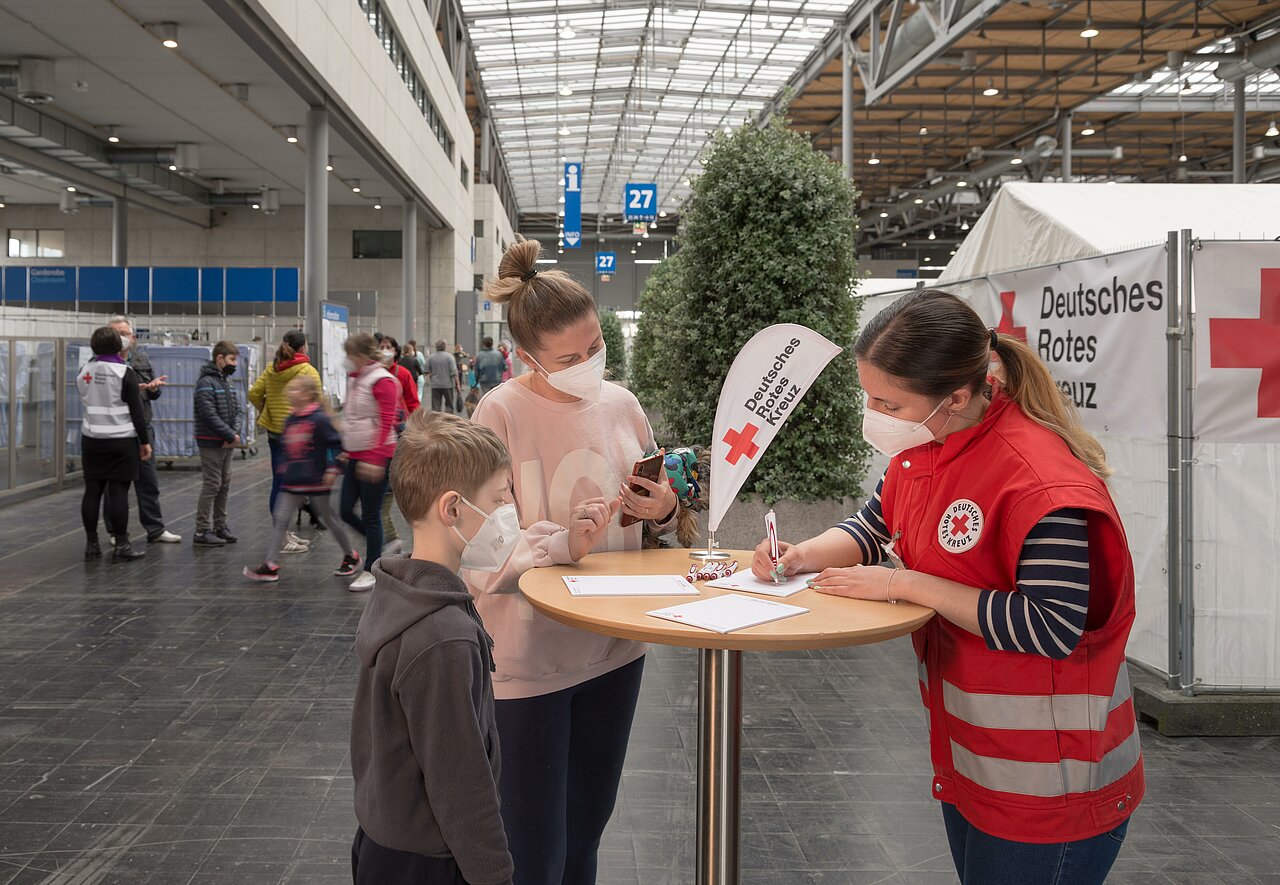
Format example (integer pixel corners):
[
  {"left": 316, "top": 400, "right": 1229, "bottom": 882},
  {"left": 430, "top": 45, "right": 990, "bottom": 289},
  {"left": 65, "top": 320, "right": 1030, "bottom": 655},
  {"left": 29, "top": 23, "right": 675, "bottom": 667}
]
[{"left": 836, "top": 477, "right": 1090, "bottom": 660}]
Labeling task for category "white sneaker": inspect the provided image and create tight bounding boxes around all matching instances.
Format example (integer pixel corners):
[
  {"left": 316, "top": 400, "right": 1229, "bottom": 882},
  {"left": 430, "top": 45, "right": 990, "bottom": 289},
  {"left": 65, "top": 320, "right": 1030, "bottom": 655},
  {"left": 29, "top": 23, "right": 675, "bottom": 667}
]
[
  {"left": 382, "top": 539, "right": 404, "bottom": 556},
  {"left": 287, "top": 531, "right": 312, "bottom": 546},
  {"left": 149, "top": 530, "right": 182, "bottom": 544},
  {"left": 348, "top": 571, "right": 376, "bottom": 593},
  {"left": 280, "top": 538, "right": 310, "bottom": 554}
]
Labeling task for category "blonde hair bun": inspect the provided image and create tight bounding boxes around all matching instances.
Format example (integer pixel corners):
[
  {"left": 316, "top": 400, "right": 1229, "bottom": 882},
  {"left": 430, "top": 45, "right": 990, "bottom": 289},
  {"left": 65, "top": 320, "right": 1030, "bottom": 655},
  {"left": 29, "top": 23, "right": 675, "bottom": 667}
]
[{"left": 481, "top": 236, "right": 597, "bottom": 350}]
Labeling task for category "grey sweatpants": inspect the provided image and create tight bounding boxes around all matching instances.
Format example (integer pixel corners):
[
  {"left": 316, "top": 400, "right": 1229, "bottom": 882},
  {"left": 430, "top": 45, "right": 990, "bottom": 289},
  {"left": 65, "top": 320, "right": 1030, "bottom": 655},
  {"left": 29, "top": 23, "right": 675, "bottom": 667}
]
[
  {"left": 266, "top": 493, "right": 355, "bottom": 565},
  {"left": 196, "top": 447, "right": 233, "bottom": 533}
]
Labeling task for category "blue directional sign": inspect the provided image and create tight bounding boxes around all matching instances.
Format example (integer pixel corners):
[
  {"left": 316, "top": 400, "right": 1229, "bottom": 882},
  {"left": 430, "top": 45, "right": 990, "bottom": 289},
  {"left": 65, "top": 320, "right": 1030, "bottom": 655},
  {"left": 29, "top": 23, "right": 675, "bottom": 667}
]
[
  {"left": 563, "top": 161, "right": 582, "bottom": 249},
  {"left": 623, "top": 182, "right": 658, "bottom": 222},
  {"left": 595, "top": 252, "right": 617, "bottom": 276}
]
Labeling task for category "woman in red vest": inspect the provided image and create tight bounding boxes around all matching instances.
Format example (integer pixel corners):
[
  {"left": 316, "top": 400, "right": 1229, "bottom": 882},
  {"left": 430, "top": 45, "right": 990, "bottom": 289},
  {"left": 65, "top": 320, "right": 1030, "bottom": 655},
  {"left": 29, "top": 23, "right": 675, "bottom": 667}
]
[{"left": 754, "top": 289, "right": 1142, "bottom": 885}]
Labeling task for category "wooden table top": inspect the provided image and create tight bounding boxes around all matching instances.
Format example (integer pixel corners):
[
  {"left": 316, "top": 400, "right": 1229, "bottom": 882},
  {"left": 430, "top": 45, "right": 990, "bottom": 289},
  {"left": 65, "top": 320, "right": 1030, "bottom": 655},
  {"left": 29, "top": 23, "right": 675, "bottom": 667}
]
[{"left": 518, "top": 548, "right": 934, "bottom": 652}]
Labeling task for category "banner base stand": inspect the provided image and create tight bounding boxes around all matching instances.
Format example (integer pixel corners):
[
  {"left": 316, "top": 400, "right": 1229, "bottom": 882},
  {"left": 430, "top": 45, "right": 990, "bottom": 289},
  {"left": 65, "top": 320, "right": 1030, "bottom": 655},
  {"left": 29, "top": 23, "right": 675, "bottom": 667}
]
[{"left": 690, "top": 531, "right": 733, "bottom": 562}]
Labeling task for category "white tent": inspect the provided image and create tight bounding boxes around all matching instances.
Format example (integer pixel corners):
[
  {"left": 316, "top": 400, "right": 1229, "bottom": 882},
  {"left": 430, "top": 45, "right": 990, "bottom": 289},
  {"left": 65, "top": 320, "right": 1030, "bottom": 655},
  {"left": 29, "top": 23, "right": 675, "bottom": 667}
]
[{"left": 940, "top": 182, "right": 1280, "bottom": 285}]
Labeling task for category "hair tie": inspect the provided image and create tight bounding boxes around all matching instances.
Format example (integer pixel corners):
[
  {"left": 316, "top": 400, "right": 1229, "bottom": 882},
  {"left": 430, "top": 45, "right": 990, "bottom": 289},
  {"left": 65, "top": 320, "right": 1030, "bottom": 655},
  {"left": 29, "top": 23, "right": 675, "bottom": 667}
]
[
  {"left": 989, "top": 329, "right": 999, "bottom": 351},
  {"left": 520, "top": 269, "right": 538, "bottom": 282}
]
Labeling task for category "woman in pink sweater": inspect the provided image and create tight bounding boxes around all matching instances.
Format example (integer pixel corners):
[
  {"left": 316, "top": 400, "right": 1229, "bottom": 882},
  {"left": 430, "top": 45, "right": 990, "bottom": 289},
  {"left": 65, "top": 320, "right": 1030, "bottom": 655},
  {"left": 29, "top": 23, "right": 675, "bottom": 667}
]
[{"left": 465, "top": 238, "right": 679, "bottom": 885}]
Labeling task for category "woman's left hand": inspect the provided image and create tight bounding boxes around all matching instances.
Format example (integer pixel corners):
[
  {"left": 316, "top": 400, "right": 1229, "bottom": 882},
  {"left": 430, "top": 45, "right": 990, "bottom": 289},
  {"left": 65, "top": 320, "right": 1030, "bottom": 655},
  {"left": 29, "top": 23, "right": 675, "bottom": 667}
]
[
  {"left": 619, "top": 473, "right": 677, "bottom": 522},
  {"left": 811, "top": 565, "right": 902, "bottom": 603}
]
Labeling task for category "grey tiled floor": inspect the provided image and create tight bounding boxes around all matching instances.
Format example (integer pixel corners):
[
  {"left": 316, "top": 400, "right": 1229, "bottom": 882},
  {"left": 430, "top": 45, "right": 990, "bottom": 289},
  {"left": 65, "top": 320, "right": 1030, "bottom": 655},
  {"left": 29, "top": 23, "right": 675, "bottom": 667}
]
[{"left": 1, "top": 458, "right": 1278, "bottom": 884}]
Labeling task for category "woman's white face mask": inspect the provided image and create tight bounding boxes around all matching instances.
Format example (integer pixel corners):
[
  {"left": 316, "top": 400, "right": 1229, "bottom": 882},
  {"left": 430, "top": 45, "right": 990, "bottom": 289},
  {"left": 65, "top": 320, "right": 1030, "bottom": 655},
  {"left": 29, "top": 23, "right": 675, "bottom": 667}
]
[
  {"left": 861, "top": 396, "right": 950, "bottom": 458},
  {"left": 527, "top": 346, "right": 607, "bottom": 403}
]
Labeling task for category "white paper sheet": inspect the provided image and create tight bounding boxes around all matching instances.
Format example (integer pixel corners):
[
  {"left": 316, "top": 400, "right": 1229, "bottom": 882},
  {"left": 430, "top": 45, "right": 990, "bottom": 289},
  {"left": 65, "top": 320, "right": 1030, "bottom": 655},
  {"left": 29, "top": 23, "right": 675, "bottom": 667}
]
[
  {"left": 647, "top": 595, "right": 809, "bottom": 634},
  {"left": 562, "top": 574, "right": 698, "bottom": 597},
  {"left": 704, "top": 572, "right": 818, "bottom": 598}
]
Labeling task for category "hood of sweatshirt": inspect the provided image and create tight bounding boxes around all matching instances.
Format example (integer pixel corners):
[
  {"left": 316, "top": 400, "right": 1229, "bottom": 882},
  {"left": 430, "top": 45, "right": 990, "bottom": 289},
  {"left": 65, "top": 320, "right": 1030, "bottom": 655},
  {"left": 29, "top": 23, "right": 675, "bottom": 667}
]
[
  {"left": 273, "top": 353, "right": 311, "bottom": 373},
  {"left": 199, "top": 361, "right": 226, "bottom": 381},
  {"left": 355, "top": 556, "right": 478, "bottom": 668}
]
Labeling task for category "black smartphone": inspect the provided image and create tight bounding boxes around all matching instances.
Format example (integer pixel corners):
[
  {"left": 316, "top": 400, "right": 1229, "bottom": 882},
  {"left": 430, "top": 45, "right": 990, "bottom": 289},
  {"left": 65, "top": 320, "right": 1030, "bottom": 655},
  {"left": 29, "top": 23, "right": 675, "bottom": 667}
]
[{"left": 620, "top": 453, "right": 665, "bottom": 527}]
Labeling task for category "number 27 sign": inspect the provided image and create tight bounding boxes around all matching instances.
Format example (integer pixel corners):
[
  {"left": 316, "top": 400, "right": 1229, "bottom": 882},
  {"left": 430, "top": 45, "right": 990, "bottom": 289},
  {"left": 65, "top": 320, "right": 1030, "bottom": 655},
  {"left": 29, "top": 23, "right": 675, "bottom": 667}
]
[{"left": 623, "top": 183, "right": 658, "bottom": 222}]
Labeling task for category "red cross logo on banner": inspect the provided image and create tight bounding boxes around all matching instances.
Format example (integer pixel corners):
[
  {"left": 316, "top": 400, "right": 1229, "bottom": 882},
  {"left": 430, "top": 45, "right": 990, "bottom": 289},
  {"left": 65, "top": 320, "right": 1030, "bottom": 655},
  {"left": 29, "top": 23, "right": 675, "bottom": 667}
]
[
  {"left": 995, "top": 290, "right": 1027, "bottom": 342},
  {"left": 1209, "top": 268, "right": 1280, "bottom": 418},
  {"left": 722, "top": 423, "right": 761, "bottom": 465},
  {"left": 950, "top": 514, "right": 970, "bottom": 537}
]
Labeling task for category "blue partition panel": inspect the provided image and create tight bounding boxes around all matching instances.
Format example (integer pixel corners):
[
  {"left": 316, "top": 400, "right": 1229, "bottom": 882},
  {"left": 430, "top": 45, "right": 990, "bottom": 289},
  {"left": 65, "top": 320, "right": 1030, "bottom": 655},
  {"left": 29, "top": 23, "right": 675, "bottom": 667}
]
[
  {"left": 274, "top": 267, "right": 299, "bottom": 303},
  {"left": 126, "top": 267, "right": 151, "bottom": 305},
  {"left": 28, "top": 267, "right": 75, "bottom": 301},
  {"left": 2, "top": 267, "right": 25, "bottom": 305},
  {"left": 201, "top": 268, "right": 226, "bottom": 301},
  {"left": 226, "top": 267, "right": 273, "bottom": 302},
  {"left": 152, "top": 267, "right": 199, "bottom": 302},
  {"left": 78, "top": 267, "right": 126, "bottom": 302}
]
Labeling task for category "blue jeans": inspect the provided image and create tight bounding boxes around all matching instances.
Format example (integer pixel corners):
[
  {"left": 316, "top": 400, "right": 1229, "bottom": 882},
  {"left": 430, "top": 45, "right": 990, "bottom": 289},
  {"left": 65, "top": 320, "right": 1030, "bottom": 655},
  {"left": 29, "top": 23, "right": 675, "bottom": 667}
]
[
  {"left": 942, "top": 802, "right": 1129, "bottom": 885},
  {"left": 339, "top": 459, "right": 387, "bottom": 573},
  {"left": 495, "top": 657, "right": 644, "bottom": 885}
]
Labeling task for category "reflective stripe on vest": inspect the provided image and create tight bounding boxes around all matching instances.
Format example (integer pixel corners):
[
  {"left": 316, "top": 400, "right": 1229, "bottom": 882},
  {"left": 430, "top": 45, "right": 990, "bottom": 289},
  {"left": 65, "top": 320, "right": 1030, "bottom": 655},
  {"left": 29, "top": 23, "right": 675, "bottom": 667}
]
[
  {"left": 950, "top": 726, "right": 1141, "bottom": 798},
  {"left": 942, "top": 665, "right": 1132, "bottom": 733},
  {"left": 79, "top": 361, "right": 135, "bottom": 439}
]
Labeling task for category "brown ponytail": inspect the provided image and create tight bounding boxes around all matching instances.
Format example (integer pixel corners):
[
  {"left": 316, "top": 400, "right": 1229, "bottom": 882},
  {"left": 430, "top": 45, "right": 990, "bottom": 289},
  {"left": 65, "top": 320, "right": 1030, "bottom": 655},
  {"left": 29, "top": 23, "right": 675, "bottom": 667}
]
[
  {"left": 855, "top": 289, "right": 1112, "bottom": 480},
  {"left": 275, "top": 329, "right": 307, "bottom": 370},
  {"left": 483, "top": 236, "right": 596, "bottom": 351},
  {"left": 991, "top": 334, "right": 1112, "bottom": 478}
]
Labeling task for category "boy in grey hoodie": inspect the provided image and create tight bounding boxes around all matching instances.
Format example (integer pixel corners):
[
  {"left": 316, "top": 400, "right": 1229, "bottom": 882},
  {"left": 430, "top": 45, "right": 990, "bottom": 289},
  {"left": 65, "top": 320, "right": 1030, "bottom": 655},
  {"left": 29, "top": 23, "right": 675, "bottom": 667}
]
[{"left": 351, "top": 410, "right": 516, "bottom": 885}]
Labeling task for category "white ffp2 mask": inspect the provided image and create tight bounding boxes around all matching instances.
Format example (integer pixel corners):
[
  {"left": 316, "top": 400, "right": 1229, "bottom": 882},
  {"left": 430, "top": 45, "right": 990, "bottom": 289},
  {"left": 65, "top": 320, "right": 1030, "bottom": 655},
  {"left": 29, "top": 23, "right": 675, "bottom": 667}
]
[
  {"left": 862, "top": 398, "right": 948, "bottom": 458},
  {"left": 453, "top": 497, "right": 521, "bottom": 572},
  {"left": 529, "top": 346, "right": 607, "bottom": 403}
]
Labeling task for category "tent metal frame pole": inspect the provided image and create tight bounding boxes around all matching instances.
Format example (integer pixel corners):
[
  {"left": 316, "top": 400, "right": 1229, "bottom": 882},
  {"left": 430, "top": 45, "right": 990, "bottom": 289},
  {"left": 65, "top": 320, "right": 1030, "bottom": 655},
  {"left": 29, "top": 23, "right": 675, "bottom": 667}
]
[{"left": 1164, "top": 229, "right": 1196, "bottom": 695}]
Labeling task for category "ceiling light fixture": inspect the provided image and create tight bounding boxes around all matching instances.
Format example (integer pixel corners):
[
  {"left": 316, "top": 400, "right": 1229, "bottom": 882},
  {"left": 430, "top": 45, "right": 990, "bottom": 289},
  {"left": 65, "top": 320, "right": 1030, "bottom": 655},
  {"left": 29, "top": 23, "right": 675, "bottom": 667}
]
[
  {"left": 658, "top": 209, "right": 668, "bottom": 218},
  {"left": 251, "top": 201, "right": 261, "bottom": 210},
  {"left": 867, "top": 153, "right": 880, "bottom": 166},
  {"left": 1178, "top": 153, "right": 1188, "bottom": 163},
  {"left": 558, "top": 125, "right": 570, "bottom": 136},
  {"left": 558, "top": 194, "right": 565, "bottom": 204},
  {"left": 956, "top": 180, "right": 968, "bottom": 188},
  {"left": 277, "top": 125, "right": 299, "bottom": 144},
  {"left": 913, "top": 197, "right": 924, "bottom": 205},
  {"left": 558, "top": 84, "right": 573, "bottom": 97},
  {"left": 105, "top": 126, "right": 120, "bottom": 144},
  {"left": 326, "top": 163, "right": 334, "bottom": 172},
  {"left": 351, "top": 180, "right": 361, "bottom": 193},
  {"left": 0, "top": 197, "right": 5, "bottom": 208},
  {"left": 66, "top": 186, "right": 77, "bottom": 193},
  {"left": 919, "top": 125, "right": 928, "bottom": 136},
  {"left": 558, "top": 21, "right": 575, "bottom": 39},
  {"left": 928, "top": 230, "right": 937, "bottom": 240},
  {"left": 879, "top": 211, "right": 889, "bottom": 218},
  {"left": 982, "top": 79, "right": 999, "bottom": 97},
  {"left": 1081, "top": 121, "right": 1096, "bottom": 136},
  {"left": 151, "top": 22, "right": 180, "bottom": 49},
  {"left": 1267, "top": 121, "right": 1279, "bottom": 138},
  {"left": 374, "top": 202, "right": 382, "bottom": 209},
  {"left": 961, "top": 218, "right": 970, "bottom": 231},
  {"left": 1010, "top": 156, "right": 1024, "bottom": 165},
  {"left": 1080, "top": 1, "right": 1099, "bottom": 39}
]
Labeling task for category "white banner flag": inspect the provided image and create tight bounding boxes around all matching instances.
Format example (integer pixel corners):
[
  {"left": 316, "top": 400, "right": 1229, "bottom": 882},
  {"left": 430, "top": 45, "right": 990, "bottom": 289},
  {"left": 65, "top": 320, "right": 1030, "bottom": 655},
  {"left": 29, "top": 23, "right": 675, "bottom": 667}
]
[
  {"left": 709, "top": 324, "right": 842, "bottom": 532},
  {"left": 1193, "top": 241, "right": 1280, "bottom": 443},
  {"left": 985, "top": 245, "right": 1167, "bottom": 438}
]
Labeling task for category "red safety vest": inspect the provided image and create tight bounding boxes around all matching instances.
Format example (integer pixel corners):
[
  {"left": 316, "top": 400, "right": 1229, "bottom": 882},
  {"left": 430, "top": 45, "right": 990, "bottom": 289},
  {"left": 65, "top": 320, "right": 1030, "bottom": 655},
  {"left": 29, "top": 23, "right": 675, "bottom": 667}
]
[{"left": 880, "top": 392, "right": 1144, "bottom": 844}]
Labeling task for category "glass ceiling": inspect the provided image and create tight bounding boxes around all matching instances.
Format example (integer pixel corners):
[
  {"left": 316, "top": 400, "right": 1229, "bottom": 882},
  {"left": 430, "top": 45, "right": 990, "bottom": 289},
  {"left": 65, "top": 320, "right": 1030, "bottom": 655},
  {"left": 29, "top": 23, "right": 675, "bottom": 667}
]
[
  {"left": 1108, "top": 36, "right": 1280, "bottom": 102},
  {"left": 462, "top": 0, "right": 853, "bottom": 216}
]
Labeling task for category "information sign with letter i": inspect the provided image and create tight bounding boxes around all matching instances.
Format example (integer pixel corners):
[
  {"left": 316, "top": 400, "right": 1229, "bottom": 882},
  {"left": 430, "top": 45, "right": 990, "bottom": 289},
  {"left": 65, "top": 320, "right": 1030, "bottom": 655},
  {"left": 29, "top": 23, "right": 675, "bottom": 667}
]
[{"left": 563, "top": 162, "right": 582, "bottom": 249}]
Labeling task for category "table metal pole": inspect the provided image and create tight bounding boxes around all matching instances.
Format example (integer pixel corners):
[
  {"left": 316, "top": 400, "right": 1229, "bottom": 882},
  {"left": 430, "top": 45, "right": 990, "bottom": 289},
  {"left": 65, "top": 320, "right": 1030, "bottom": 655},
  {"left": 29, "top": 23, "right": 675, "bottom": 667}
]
[{"left": 697, "top": 648, "right": 741, "bottom": 885}]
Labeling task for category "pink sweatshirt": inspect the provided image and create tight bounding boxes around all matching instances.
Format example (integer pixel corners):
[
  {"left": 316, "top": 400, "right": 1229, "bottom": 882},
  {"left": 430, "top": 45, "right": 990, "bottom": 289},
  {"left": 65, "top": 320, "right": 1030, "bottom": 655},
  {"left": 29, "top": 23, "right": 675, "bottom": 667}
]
[{"left": 464, "top": 378, "right": 677, "bottom": 699}]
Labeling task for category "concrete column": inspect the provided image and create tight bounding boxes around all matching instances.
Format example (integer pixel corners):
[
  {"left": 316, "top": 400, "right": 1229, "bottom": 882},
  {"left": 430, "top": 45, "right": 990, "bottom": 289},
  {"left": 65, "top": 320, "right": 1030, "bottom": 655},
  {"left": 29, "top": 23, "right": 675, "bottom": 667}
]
[
  {"left": 402, "top": 198, "right": 417, "bottom": 344},
  {"left": 480, "top": 116, "right": 492, "bottom": 183},
  {"left": 1061, "top": 112, "right": 1073, "bottom": 181},
  {"left": 1233, "top": 79, "right": 1247, "bottom": 183},
  {"left": 305, "top": 106, "right": 329, "bottom": 373},
  {"left": 841, "top": 38, "right": 854, "bottom": 179},
  {"left": 111, "top": 197, "right": 128, "bottom": 268}
]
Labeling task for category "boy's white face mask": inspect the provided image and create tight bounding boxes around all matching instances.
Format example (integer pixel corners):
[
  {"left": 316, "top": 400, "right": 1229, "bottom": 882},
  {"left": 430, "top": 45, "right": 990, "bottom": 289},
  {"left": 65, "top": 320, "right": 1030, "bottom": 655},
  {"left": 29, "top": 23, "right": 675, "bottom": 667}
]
[{"left": 453, "top": 496, "right": 521, "bottom": 572}]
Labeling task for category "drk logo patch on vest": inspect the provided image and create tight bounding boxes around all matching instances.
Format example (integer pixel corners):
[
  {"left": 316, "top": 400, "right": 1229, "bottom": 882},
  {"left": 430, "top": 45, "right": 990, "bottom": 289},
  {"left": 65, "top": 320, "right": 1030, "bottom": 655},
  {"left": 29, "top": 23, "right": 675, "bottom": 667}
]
[{"left": 939, "top": 499, "right": 983, "bottom": 552}]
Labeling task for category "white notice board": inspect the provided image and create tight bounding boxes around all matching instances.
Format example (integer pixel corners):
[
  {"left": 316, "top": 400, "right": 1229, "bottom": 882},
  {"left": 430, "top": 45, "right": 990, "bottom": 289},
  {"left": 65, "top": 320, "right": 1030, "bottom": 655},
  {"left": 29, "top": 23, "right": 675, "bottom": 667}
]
[{"left": 321, "top": 302, "right": 349, "bottom": 407}]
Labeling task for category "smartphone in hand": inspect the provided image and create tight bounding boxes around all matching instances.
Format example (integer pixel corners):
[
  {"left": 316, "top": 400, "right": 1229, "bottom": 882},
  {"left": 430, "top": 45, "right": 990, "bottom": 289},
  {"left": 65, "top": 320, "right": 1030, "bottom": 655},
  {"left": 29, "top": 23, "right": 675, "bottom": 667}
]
[{"left": 620, "top": 453, "right": 665, "bottom": 527}]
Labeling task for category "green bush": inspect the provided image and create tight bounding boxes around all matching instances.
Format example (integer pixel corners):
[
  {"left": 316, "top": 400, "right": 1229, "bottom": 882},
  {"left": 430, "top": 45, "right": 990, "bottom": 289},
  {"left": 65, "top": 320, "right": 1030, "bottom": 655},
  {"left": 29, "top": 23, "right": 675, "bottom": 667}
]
[
  {"left": 634, "top": 115, "right": 871, "bottom": 503},
  {"left": 599, "top": 308, "right": 627, "bottom": 384}
]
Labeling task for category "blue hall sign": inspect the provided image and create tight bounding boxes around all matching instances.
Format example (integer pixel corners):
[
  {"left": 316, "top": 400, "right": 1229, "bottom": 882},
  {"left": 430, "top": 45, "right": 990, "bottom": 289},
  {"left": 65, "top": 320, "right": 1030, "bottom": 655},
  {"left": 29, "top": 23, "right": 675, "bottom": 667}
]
[
  {"left": 563, "top": 161, "right": 582, "bottom": 249},
  {"left": 595, "top": 252, "right": 617, "bottom": 276},
  {"left": 623, "top": 183, "right": 658, "bottom": 222}
]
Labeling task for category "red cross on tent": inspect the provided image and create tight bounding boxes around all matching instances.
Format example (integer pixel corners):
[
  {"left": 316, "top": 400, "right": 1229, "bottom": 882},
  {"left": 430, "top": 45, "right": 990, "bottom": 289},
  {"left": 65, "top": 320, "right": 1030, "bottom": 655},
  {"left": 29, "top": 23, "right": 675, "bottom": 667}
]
[
  {"left": 722, "top": 423, "right": 761, "bottom": 465},
  {"left": 995, "top": 290, "right": 1027, "bottom": 343},
  {"left": 1209, "top": 268, "right": 1280, "bottom": 419}
]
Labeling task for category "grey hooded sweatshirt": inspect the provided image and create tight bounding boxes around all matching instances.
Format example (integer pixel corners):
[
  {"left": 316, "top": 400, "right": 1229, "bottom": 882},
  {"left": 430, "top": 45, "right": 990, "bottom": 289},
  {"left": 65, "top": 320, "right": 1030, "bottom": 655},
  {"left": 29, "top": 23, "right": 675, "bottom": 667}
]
[{"left": 351, "top": 555, "right": 513, "bottom": 885}]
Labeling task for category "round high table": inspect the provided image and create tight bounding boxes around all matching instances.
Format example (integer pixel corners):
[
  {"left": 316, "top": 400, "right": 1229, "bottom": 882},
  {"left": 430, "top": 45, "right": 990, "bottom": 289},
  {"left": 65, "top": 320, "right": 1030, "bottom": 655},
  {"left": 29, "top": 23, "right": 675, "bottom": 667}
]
[{"left": 518, "top": 548, "right": 934, "bottom": 885}]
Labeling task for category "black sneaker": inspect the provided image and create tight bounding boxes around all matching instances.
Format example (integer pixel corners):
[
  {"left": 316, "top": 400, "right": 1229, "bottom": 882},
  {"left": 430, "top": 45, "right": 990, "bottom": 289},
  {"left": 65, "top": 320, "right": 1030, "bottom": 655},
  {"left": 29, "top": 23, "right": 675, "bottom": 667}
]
[
  {"left": 214, "top": 528, "right": 238, "bottom": 544},
  {"left": 110, "top": 539, "right": 145, "bottom": 562},
  {"left": 85, "top": 536, "right": 102, "bottom": 560},
  {"left": 334, "top": 552, "right": 361, "bottom": 577},
  {"left": 243, "top": 563, "right": 280, "bottom": 583},
  {"left": 193, "top": 531, "right": 227, "bottom": 547}
]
